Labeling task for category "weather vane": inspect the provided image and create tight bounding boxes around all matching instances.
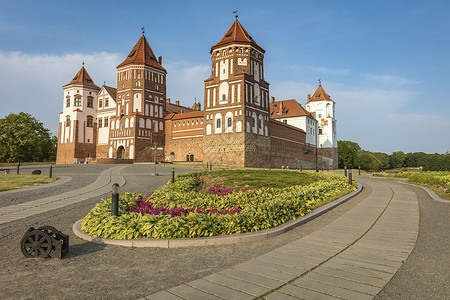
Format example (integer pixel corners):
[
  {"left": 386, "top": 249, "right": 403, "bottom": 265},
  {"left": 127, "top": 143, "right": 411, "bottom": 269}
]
[
  {"left": 318, "top": 79, "right": 321, "bottom": 85},
  {"left": 233, "top": 10, "right": 239, "bottom": 19},
  {"left": 82, "top": 60, "right": 85, "bottom": 66},
  {"left": 141, "top": 26, "right": 145, "bottom": 35}
]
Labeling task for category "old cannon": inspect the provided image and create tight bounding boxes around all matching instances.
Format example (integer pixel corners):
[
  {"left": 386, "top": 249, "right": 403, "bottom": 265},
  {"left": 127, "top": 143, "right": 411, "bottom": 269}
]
[{"left": 20, "top": 226, "right": 69, "bottom": 258}]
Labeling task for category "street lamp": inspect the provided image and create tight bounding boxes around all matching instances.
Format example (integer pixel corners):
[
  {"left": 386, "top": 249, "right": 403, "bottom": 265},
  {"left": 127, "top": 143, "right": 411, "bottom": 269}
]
[{"left": 111, "top": 183, "right": 120, "bottom": 216}]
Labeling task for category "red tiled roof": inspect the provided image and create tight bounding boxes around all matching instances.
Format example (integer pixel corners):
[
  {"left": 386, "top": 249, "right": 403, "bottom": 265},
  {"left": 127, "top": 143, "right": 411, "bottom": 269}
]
[
  {"left": 103, "top": 85, "right": 117, "bottom": 102},
  {"left": 165, "top": 102, "right": 195, "bottom": 114},
  {"left": 211, "top": 19, "right": 265, "bottom": 53},
  {"left": 117, "top": 35, "right": 166, "bottom": 72},
  {"left": 269, "top": 99, "right": 314, "bottom": 119},
  {"left": 170, "top": 111, "right": 204, "bottom": 120},
  {"left": 307, "top": 84, "right": 333, "bottom": 103},
  {"left": 63, "top": 66, "right": 99, "bottom": 89}
]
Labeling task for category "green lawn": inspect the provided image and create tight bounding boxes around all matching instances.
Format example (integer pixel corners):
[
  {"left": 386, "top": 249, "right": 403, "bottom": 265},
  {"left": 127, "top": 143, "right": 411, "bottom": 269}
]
[
  {"left": 198, "top": 169, "right": 325, "bottom": 191},
  {"left": 0, "top": 174, "right": 59, "bottom": 191}
]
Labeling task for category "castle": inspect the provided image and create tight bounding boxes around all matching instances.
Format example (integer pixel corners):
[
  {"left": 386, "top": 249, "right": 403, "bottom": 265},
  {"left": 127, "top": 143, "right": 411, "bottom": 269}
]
[{"left": 56, "top": 18, "right": 338, "bottom": 169}]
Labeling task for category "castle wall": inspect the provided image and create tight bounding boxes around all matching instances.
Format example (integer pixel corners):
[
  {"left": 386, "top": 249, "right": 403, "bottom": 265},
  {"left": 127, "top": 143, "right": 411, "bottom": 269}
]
[
  {"left": 244, "top": 133, "right": 271, "bottom": 168},
  {"left": 270, "top": 120, "right": 317, "bottom": 169}
]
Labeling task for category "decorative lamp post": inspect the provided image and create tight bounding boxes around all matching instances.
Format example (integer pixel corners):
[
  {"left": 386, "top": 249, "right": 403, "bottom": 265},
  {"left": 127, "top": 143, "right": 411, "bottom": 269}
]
[{"left": 111, "top": 183, "right": 120, "bottom": 216}]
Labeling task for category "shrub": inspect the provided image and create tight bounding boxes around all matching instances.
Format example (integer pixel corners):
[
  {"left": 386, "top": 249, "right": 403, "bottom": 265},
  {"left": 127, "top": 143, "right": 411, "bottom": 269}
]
[{"left": 81, "top": 172, "right": 356, "bottom": 239}]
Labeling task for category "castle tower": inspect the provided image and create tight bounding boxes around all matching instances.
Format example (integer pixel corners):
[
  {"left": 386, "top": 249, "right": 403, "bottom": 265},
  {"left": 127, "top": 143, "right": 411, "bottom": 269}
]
[
  {"left": 56, "top": 65, "right": 100, "bottom": 164},
  {"left": 203, "top": 18, "right": 271, "bottom": 167},
  {"left": 306, "top": 83, "right": 338, "bottom": 168},
  {"left": 110, "top": 33, "right": 167, "bottom": 161}
]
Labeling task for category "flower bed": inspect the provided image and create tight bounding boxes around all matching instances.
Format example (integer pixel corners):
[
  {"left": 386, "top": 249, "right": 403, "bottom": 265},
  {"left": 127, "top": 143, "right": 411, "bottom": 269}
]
[
  {"left": 403, "top": 171, "right": 450, "bottom": 194},
  {"left": 81, "top": 171, "right": 356, "bottom": 239}
]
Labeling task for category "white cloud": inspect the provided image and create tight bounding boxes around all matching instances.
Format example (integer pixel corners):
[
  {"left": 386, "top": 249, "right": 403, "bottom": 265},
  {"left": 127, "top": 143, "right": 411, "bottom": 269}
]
[
  {"left": 0, "top": 50, "right": 121, "bottom": 135},
  {"left": 165, "top": 61, "right": 209, "bottom": 107},
  {"left": 362, "top": 73, "right": 420, "bottom": 85}
]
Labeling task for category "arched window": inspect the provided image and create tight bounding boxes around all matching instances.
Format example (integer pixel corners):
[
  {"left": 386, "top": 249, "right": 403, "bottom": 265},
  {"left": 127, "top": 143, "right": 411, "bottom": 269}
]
[
  {"left": 66, "top": 116, "right": 70, "bottom": 127},
  {"left": 252, "top": 118, "right": 255, "bottom": 128},
  {"left": 227, "top": 118, "right": 232, "bottom": 127},
  {"left": 87, "top": 116, "right": 93, "bottom": 127},
  {"left": 258, "top": 119, "right": 262, "bottom": 129},
  {"left": 216, "top": 118, "right": 221, "bottom": 129},
  {"left": 66, "top": 97, "right": 70, "bottom": 107},
  {"left": 222, "top": 94, "right": 226, "bottom": 101}
]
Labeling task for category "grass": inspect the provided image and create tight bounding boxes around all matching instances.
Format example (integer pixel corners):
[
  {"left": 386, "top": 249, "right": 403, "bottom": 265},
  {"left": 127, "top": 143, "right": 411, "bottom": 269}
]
[
  {"left": 0, "top": 174, "right": 59, "bottom": 191},
  {"left": 408, "top": 181, "right": 450, "bottom": 201},
  {"left": 197, "top": 169, "right": 324, "bottom": 192},
  {"left": 0, "top": 162, "right": 55, "bottom": 167}
]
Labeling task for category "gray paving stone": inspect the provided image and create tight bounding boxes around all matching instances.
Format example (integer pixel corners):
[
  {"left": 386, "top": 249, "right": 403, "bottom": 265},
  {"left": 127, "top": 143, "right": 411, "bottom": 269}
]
[
  {"left": 233, "top": 263, "right": 295, "bottom": 283},
  {"left": 323, "top": 261, "right": 393, "bottom": 281},
  {"left": 168, "top": 284, "right": 221, "bottom": 299},
  {"left": 305, "top": 271, "right": 381, "bottom": 295},
  {"left": 258, "top": 253, "right": 317, "bottom": 270},
  {"left": 249, "top": 259, "right": 307, "bottom": 276},
  {"left": 204, "top": 273, "right": 271, "bottom": 296},
  {"left": 338, "top": 252, "right": 403, "bottom": 268},
  {"left": 187, "top": 279, "right": 253, "bottom": 300},
  {"left": 314, "top": 265, "right": 386, "bottom": 288},
  {"left": 331, "top": 256, "right": 398, "bottom": 274},
  {"left": 292, "top": 277, "right": 373, "bottom": 300},
  {"left": 219, "top": 268, "right": 284, "bottom": 289},
  {"left": 143, "top": 290, "right": 184, "bottom": 300},
  {"left": 263, "top": 291, "right": 302, "bottom": 300},
  {"left": 277, "top": 284, "right": 340, "bottom": 300}
]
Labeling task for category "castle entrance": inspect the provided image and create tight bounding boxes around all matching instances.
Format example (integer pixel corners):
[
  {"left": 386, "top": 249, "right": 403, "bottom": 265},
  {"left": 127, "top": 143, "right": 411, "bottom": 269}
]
[{"left": 117, "top": 146, "right": 125, "bottom": 159}]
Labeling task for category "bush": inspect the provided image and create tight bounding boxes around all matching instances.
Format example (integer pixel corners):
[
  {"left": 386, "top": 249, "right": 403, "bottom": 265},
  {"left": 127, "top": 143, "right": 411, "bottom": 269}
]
[{"left": 81, "top": 171, "right": 356, "bottom": 239}]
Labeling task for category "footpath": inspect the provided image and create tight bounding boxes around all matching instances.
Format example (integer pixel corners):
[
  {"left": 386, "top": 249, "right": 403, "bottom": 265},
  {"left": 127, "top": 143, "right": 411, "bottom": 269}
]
[
  {"left": 141, "top": 177, "right": 419, "bottom": 300},
  {"left": 0, "top": 165, "right": 127, "bottom": 225}
]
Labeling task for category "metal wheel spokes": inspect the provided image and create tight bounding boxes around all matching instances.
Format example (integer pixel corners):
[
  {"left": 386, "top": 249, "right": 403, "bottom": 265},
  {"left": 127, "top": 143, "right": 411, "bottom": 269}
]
[{"left": 21, "top": 231, "right": 52, "bottom": 258}]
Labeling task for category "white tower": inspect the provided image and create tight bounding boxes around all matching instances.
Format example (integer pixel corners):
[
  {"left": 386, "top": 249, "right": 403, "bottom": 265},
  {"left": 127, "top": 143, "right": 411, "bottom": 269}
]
[
  {"left": 56, "top": 65, "right": 100, "bottom": 164},
  {"left": 305, "top": 83, "right": 338, "bottom": 168}
]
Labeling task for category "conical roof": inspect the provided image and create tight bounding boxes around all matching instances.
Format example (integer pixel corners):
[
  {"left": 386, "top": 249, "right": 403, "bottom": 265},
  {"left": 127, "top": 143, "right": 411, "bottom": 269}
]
[
  {"left": 211, "top": 19, "right": 265, "bottom": 53},
  {"left": 63, "top": 66, "right": 99, "bottom": 89},
  {"left": 307, "top": 84, "right": 333, "bottom": 103},
  {"left": 117, "top": 35, "right": 166, "bottom": 72}
]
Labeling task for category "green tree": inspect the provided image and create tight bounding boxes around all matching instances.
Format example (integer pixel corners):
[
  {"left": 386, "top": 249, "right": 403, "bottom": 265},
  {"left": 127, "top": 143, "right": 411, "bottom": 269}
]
[
  {"left": 337, "top": 140, "right": 361, "bottom": 168},
  {"left": 389, "top": 151, "right": 406, "bottom": 169},
  {"left": 0, "top": 112, "right": 57, "bottom": 163}
]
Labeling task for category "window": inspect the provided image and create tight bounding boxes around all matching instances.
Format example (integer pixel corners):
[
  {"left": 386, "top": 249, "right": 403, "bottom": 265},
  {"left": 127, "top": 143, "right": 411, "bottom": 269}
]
[
  {"left": 318, "top": 114, "right": 322, "bottom": 118},
  {"left": 99, "top": 100, "right": 103, "bottom": 108},
  {"left": 122, "top": 83, "right": 125, "bottom": 88},
  {"left": 222, "top": 94, "right": 226, "bottom": 101},
  {"left": 87, "top": 96, "right": 94, "bottom": 108},
  {"left": 216, "top": 118, "right": 222, "bottom": 128},
  {"left": 66, "top": 97, "right": 70, "bottom": 107},
  {"left": 136, "top": 81, "right": 140, "bottom": 87},
  {"left": 283, "top": 120, "right": 287, "bottom": 124},
  {"left": 227, "top": 118, "right": 232, "bottom": 127},
  {"left": 223, "top": 50, "right": 226, "bottom": 56},
  {"left": 252, "top": 118, "right": 255, "bottom": 128},
  {"left": 87, "top": 116, "right": 93, "bottom": 127},
  {"left": 66, "top": 116, "right": 70, "bottom": 127},
  {"left": 240, "top": 48, "right": 243, "bottom": 54},
  {"left": 98, "top": 118, "right": 103, "bottom": 128},
  {"left": 74, "top": 96, "right": 81, "bottom": 106},
  {"left": 105, "top": 98, "right": 109, "bottom": 107},
  {"left": 104, "top": 117, "right": 109, "bottom": 127},
  {"left": 258, "top": 119, "right": 262, "bottom": 129},
  {"left": 319, "top": 128, "right": 323, "bottom": 135}
]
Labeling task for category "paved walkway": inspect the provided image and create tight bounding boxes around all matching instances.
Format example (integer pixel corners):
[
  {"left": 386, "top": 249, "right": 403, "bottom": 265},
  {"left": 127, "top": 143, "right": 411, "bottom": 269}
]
[
  {"left": 141, "top": 178, "right": 419, "bottom": 300},
  {"left": 0, "top": 165, "right": 127, "bottom": 225}
]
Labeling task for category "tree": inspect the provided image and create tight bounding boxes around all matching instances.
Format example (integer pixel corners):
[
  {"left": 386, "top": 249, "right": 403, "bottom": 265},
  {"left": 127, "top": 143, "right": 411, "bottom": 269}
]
[
  {"left": 337, "top": 140, "right": 361, "bottom": 168},
  {"left": 389, "top": 151, "right": 406, "bottom": 169},
  {"left": 0, "top": 112, "right": 57, "bottom": 163}
]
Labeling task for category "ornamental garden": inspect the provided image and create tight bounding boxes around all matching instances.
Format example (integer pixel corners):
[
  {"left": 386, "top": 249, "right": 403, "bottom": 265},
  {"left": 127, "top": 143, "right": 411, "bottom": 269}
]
[{"left": 81, "top": 169, "right": 357, "bottom": 240}]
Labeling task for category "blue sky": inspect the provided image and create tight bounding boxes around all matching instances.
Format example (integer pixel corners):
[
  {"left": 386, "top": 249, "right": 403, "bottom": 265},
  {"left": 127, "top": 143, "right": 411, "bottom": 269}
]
[{"left": 0, "top": 0, "right": 449, "bottom": 154}]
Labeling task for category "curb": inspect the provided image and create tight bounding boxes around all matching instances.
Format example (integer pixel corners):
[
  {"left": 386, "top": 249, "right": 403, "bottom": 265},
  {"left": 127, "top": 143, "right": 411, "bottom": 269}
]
[
  {"left": 398, "top": 181, "right": 450, "bottom": 204},
  {"left": 73, "top": 183, "right": 363, "bottom": 248}
]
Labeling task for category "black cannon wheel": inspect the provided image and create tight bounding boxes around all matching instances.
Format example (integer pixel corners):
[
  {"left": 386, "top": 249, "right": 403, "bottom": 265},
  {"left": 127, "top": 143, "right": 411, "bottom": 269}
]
[
  {"left": 37, "top": 225, "right": 61, "bottom": 239},
  {"left": 21, "top": 231, "right": 52, "bottom": 258}
]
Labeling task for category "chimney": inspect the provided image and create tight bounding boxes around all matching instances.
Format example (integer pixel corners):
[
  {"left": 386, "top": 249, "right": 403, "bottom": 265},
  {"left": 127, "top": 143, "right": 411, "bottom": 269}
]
[
  {"left": 271, "top": 96, "right": 275, "bottom": 103},
  {"left": 166, "top": 98, "right": 170, "bottom": 104},
  {"left": 307, "top": 94, "right": 311, "bottom": 101},
  {"left": 197, "top": 103, "right": 201, "bottom": 110},
  {"left": 158, "top": 56, "right": 162, "bottom": 65},
  {"left": 175, "top": 100, "right": 180, "bottom": 106},
  {"left": 279, "top": 103, "right": 283, "bottom": 115}
]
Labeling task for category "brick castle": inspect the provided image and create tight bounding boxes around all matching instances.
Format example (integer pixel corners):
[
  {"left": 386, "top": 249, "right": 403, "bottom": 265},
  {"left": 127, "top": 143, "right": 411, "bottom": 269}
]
[{"left": 56, "top": 19, "right": 338, "bottom": 169}]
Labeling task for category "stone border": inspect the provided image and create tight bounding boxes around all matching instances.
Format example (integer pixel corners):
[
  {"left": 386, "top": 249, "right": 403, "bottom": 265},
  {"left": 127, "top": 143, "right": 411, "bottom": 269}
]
[
  {"left": 398, "top": 181, "right": 450, "bottom": 203},
  {"left": 73, "top": 183, "right": 363, "bottom": 248}
]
